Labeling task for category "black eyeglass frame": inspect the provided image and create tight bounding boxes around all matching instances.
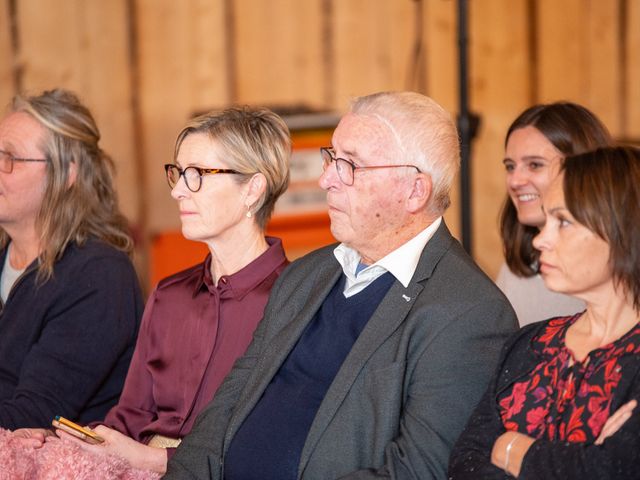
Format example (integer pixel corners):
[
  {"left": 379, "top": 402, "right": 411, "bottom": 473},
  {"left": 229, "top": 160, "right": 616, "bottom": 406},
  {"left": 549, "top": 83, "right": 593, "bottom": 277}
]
[
  {"left": 164, "top": 163, "right": 241, "bottom": 192},
  {"left": 0, "top": 149, "right": 48, "bottom": 174},
  {"left": 320, "top": 147, "right": 421, "bottom": 186}
]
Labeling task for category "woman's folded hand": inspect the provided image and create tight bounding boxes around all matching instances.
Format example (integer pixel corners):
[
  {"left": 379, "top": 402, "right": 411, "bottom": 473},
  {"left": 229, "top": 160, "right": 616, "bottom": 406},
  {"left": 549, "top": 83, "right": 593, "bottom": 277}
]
[{"left": 595, "top": 399, "right": 637, "bottom": 445}]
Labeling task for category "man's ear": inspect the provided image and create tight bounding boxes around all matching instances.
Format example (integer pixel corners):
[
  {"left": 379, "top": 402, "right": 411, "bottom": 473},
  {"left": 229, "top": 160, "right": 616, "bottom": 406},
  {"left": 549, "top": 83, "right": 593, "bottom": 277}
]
[
  {"left": 406, "top": 173, "right": 432, "bottom": 213},
  {"left": 245, "top": 173, "right": 267, "bottom": 209}
]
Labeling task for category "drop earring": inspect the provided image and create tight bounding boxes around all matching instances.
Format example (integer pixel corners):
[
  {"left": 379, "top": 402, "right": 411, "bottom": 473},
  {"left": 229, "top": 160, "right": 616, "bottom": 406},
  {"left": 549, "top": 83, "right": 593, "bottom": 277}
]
[{"left": 246, "top": 205, "right": 252, "bottom": 218}]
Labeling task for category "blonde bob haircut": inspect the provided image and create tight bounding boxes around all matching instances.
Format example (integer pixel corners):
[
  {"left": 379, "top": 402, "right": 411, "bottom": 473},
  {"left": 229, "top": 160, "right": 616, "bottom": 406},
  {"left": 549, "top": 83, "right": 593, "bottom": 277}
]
[
  {"left": 0, "top": 89, "right": 133, "bottom": 282},
  {"left": 174, "top": 106, "right": 291, "bottom": 230}
]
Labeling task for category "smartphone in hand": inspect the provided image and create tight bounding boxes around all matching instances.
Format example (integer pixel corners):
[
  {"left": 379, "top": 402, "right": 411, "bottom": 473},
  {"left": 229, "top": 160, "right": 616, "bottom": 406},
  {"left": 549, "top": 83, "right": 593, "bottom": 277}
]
[{"left": 52, "top": 416, "right": 105, "bottom": 444}]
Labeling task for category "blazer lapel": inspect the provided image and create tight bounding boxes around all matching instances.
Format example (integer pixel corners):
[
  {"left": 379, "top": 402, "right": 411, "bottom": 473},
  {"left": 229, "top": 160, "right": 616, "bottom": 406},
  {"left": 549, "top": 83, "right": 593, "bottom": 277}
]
[
  {"left": 298, "top": 222, "right": 454, "bottom": 475},
  {"left": 227, "top": 258, "right": 344, "bottom": 437}
]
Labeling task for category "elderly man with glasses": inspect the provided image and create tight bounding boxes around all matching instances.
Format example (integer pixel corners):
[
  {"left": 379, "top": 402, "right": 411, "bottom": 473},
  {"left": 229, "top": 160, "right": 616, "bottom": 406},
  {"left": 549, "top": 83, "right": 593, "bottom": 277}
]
[{"left": 165, "top": 91, "right": 517, "bottom": 480}]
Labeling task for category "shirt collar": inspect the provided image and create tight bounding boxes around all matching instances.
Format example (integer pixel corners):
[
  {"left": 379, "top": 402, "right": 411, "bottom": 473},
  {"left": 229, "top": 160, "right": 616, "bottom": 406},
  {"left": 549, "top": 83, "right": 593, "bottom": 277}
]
[
  {"left": 334, "top": 217, "right": 442, "bottom": 288},
  {"left": 194, "top": 236, "right": 287, "bottom": 299}
]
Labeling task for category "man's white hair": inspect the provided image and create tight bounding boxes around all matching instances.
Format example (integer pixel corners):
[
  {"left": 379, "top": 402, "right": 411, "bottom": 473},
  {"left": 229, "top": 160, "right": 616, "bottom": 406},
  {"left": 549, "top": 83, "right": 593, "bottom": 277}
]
[{"left": 350, "top": 91, "right": 460, "bottom": 215}]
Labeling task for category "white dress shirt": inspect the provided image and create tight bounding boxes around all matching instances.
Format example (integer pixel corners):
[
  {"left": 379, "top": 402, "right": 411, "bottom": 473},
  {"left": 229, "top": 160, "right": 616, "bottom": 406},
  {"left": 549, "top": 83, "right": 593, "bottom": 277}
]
[{"left": 333, "top": 217, "right": 442, "bottom": 298}]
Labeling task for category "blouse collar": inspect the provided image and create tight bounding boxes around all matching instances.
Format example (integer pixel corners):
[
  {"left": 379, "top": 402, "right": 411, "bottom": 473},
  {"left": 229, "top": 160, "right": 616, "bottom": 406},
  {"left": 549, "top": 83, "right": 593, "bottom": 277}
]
[{"left": 194, "top": 236, "right": 287, "bottom": 300}]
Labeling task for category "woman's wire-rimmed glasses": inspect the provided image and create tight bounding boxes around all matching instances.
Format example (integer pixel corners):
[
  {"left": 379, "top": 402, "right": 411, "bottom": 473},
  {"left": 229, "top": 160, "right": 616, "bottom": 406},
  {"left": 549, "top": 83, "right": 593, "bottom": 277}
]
[
  {"left": 164, "top": 164, "right": 241, "bottom": 192},
  {"left": 320, "top": 147, "right": 421, "bottom": 186},
  {"left": 0, "top": 149, "right": 48, "bottom": 174}
]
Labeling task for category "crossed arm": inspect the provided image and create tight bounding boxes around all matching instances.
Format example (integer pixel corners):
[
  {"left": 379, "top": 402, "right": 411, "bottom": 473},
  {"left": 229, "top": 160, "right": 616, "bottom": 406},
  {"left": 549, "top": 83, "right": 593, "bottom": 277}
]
[{"left": 449, "top": 350, "right": 640, "bottom": 479}]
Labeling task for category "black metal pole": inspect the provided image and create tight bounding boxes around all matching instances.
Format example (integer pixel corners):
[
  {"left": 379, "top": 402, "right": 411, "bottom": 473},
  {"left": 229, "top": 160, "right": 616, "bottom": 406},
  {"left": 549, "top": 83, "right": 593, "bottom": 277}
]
[{"left": 457, "top": 0, "right": 473, "bottom": 256}]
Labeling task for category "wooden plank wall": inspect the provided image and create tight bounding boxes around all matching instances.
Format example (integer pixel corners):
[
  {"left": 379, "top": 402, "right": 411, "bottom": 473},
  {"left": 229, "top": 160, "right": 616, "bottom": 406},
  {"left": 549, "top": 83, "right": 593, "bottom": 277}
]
[
  {"left": 627, "top": 0, "right": 640, "bottom": 138},
  {"left": 0, "top": 0, "right": 14, "bottom": 104},
  {"left": 9, "top": 0, "right": 139, "bottom": 219},
  {"left": 1, "top": 0, "right": 639, "bottom": 287},
  {"left": 469, "top": 0, "right": 532, "bottom": 273}
]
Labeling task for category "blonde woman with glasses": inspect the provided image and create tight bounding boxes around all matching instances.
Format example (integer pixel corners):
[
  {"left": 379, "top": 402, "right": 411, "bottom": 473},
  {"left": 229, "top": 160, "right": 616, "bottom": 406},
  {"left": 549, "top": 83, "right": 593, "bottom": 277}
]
[{"left": 9, "top": 106, "right": 291, "bottom": 479}]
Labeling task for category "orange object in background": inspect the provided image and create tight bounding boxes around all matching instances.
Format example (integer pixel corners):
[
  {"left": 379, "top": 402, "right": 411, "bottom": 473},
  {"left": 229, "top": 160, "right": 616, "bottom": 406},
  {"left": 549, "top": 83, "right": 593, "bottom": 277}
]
[{"left": 149, "top": 211, "right": 335, "bottom": 287}]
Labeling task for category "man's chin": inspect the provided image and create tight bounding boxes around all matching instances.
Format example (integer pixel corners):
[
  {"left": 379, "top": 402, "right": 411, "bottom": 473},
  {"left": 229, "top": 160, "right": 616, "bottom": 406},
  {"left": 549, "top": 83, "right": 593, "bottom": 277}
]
[{"left": 329, "top": 224, "right": 350, "bottom": 245}]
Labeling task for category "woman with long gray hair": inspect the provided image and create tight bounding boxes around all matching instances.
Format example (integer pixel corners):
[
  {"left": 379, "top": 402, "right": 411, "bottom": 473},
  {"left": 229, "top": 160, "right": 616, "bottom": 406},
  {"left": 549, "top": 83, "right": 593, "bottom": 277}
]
[{"left": 0, "top": 89, "right": 143, "bottom": 429}]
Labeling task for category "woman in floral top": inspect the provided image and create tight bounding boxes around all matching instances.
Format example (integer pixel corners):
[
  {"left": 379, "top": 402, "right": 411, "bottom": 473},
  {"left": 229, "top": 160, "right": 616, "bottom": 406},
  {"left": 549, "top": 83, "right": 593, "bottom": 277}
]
[{"left": 449, "top": 146, "right": 640, "bottom": 479}]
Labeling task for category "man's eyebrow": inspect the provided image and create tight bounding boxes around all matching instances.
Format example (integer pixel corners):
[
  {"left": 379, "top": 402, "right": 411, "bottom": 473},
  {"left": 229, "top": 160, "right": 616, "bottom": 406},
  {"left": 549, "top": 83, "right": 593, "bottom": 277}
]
[{"left": 340, "top": 148, "right": 359, "bottom": 159}]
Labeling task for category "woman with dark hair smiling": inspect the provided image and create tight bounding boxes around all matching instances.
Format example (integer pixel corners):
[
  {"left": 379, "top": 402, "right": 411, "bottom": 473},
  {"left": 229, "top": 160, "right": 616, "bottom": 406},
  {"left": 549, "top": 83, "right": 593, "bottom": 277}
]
[
  {"left": 449, "top": 146, "right": 640, "bottom": 479},
  {"left": 496, "top": 102, "right": 612, "bottom": 326}
]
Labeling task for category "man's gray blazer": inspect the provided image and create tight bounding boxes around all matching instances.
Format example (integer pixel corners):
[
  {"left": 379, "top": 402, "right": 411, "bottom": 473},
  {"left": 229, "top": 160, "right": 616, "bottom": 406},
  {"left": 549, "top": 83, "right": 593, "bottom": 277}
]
[{"left": 165, "top": 222, "right": 518, "bottom": 479}]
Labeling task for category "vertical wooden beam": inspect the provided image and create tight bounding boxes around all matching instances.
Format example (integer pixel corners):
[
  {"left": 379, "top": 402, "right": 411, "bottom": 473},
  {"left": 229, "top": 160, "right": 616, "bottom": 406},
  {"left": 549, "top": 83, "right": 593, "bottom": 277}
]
[
  {"left": 125, "top": 0, "right": 149, "bottom": 286},
  {"left": 424, "top": 0, "right": 457, "bottom": 113},
  {"left": 406, "top": 0, "right": 427, "bottom": 94},
  {"left": 136, "top": 0, "right": 228, "bottom": 238},
  {"left": 83, "top": 2, "right": 140, "bottom": 223},
  {"left": 332, "top": 0, "right": 413, "bottom": 109},
  {"left": 321, "top": 0, "right": 335, "bottom": 107},
  {"left": 626, "top": 0, "right": 640, "bottom": 137},
  {"left": 536, "top": 0, "right": 621, "bottom": 135},
  {"left": 14, "top": 0, "right": 139, "bottom": 221},
  {"left": 17, "top": 0, "right": 83, "bottom": 91},
  {"left": 469, "top": 0, "right": 531, "bottom": 277},
  {"left": 424, "top": 0, "right": 459, "bottom": 238},
  {"left": 224, "top": 0, "right": 238, "bottom": 103},
  {"left": 585, "top": 0, "right": 622, "bottom": 135},
  {"left": 457, "top": 0, "right": 472, "bottom": 254},
  {"left": 232, "top": 0, "right": 324, "bottom": 107},
  {"left": 527, "top": 0, "right": 538, "bottom": 104},
  {"left": 536, "top": 0, "right": 585, "bottom": 102},
  {"left": 0, "top": 0, "right": 16, "bottom": 107}
]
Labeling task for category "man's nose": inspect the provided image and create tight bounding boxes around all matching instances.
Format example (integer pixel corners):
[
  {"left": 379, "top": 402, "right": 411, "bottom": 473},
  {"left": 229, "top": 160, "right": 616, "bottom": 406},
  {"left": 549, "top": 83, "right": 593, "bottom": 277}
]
[{"left": 319, "top": 160, "right": 340, "bottom": 190}]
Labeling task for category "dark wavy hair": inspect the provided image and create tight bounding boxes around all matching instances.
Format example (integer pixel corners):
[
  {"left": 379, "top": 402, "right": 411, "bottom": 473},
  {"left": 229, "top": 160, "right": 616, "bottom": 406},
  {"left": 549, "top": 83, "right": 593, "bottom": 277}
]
[
  {"left": 500, "top": 102, "right": 612, "bottom": 277},
  {"left": 562, "top": 146, "right": 640, "bottom": 311}
]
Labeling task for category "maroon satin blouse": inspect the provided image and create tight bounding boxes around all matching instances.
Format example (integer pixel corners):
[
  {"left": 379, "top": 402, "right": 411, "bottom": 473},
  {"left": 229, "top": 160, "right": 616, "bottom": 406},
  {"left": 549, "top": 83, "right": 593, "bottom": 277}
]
[{"left": 100, "top": 237, "right": 288, "bottom": 444}]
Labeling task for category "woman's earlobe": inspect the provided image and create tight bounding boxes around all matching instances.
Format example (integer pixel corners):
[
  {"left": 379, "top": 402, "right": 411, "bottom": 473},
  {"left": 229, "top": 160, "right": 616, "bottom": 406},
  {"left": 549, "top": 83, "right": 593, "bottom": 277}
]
[{"left": 248, "top": 173, "right": 267, "bottom": 201}]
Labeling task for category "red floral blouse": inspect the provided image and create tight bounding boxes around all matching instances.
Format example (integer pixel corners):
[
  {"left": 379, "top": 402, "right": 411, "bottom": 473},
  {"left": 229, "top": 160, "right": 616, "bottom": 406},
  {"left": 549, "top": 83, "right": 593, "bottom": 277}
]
[{"left": 498, "top": 313, "right": 640, "bottom": 443}]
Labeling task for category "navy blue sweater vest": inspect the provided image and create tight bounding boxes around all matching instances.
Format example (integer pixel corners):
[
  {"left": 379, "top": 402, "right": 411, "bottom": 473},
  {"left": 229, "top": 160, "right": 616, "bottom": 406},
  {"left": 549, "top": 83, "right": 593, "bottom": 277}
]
[{"left": 224, "top": 272, "right": 395, "bottom": 480}]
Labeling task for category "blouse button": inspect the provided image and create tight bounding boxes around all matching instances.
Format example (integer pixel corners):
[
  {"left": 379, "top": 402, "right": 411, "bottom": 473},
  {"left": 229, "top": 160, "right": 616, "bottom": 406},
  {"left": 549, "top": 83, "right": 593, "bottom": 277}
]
[{"left": 220, "top": 277, "right": 228, "bottom": 284}]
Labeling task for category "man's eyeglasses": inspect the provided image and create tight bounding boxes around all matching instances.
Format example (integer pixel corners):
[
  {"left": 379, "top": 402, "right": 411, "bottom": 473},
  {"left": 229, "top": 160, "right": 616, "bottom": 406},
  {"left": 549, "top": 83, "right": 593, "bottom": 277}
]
[
  {"left": 320, "top": 147, "right": 421, "bottom": 186},
  {"left": 0, "top": 149, "right": 48, "bottom": 174},
  {"left": 164, "top": 164, "right": 241, "bottom": 193}
]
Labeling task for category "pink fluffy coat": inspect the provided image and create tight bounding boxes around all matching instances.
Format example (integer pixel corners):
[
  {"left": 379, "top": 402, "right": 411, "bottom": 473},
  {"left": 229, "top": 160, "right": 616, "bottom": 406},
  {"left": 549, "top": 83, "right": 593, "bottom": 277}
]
[{"left": 0, "top": 429, "right": 161, "bottom": 480}]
